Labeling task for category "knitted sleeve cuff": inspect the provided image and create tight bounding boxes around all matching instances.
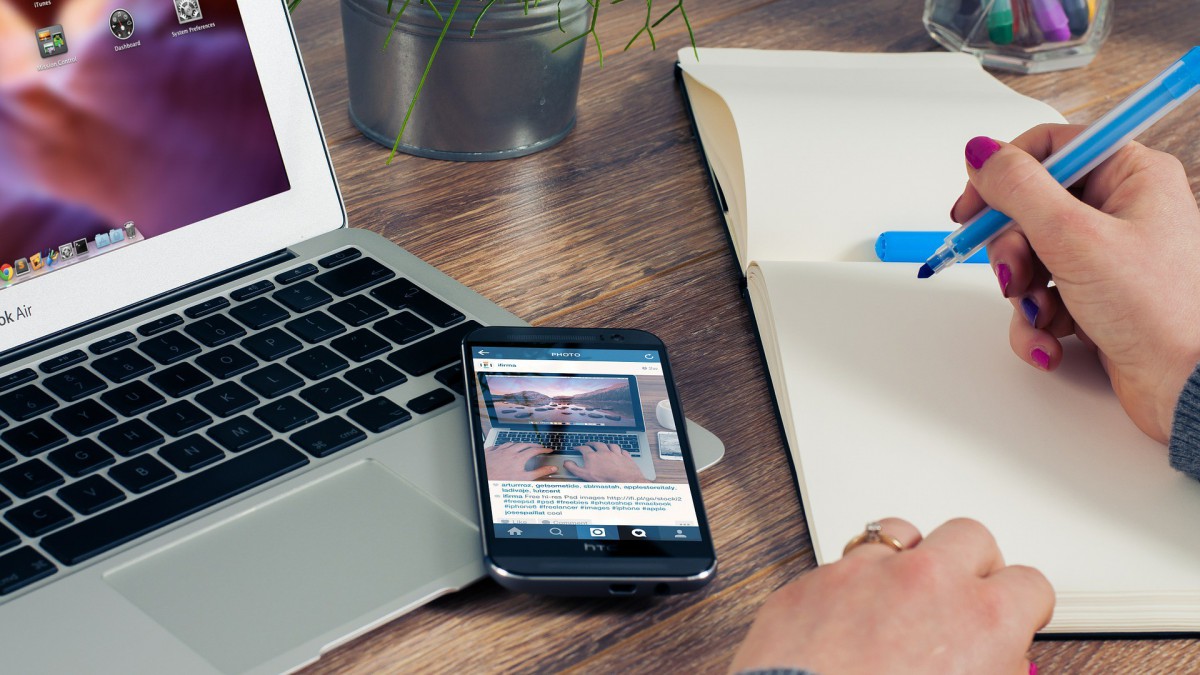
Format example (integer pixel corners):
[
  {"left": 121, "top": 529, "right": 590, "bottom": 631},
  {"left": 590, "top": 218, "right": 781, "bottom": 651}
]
[{"left": 1169, "top": 361, "right": 1200, "bottom": 480}]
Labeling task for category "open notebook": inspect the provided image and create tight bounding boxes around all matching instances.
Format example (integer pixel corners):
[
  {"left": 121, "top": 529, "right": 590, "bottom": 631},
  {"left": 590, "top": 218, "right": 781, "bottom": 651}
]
[{"left": 678, "top": 48, "right": 1200, "bottom": 633}]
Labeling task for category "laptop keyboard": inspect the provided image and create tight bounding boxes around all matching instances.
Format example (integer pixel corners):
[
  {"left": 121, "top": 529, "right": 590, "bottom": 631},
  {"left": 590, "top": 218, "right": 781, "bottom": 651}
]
[
  {"left": 0, "top": 248, "right": 478, "bottom": 598},
  {"left": 492, "top": 431, "right": 640, "bottom": 455}
]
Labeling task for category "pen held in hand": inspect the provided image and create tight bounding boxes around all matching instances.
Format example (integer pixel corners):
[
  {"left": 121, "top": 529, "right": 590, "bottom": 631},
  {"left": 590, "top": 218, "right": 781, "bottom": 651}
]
[
  {"left": 875, "top": 231, "right": 988, "bottom": 264},
  {"left": 919, "top": 46, "right": 1200, "bottom": 279}
]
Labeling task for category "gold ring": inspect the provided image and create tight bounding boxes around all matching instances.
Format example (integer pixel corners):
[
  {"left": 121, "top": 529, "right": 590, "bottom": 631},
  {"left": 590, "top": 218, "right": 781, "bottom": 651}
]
[{"left": 843, "top": 521, "right": 904, "bottom": 556}]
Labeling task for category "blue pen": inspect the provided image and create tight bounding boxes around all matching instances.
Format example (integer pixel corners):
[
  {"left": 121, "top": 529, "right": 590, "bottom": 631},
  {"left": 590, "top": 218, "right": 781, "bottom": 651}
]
[
  {"left": 876, "top": 232, "right": 988, "bottom": 264},
  {"left": 920, "top": 47, "right": 1200, "bottom": 279}
]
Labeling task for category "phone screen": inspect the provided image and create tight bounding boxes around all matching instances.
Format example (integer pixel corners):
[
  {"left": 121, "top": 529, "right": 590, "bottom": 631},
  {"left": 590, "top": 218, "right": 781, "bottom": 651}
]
[{"left": 468, "top": 345, "right": 705, "bottom": 545}]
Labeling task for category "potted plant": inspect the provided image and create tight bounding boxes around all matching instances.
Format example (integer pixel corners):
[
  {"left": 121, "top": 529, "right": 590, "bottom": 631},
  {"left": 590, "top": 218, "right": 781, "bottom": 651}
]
[{"left": 293, "top": 0, "right": 695, "bottom": 161}]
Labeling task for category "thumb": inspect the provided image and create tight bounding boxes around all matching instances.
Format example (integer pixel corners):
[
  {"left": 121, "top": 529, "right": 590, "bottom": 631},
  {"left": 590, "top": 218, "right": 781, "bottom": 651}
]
[{"left": 965, "top": 136, "right": 1110, "bottom": 269}]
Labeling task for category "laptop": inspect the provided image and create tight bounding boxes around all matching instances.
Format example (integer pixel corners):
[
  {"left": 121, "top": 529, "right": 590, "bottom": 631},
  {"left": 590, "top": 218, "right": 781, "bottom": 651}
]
[
  {"left": 0, "top": 1, "right": 527, "bottom": 672},
  {"left": 480, "top": 373, "right": 657, "bottom": 480}
]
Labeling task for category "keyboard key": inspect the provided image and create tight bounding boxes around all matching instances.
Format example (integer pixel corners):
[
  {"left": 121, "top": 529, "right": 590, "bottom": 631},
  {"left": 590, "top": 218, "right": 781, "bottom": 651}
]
[
  {"left": 328, "top": 296, "right": 388, "bottom": 327},
  {"left": 344, "top": 361, "right": 407, "bottom": 395},
  {"left": 139, "top": 331, "right": 201, "bottom": 365},
  {"left": 330, "top": 329, "right": 391, "bottom": 363},
  {"left": 347, "top": 398, "right": 412, "bottom": 434},
  {"left": 275, "top": 263, "right": 318, "bottom": 285},
  {"left": 374, "top": 312, "right": 433, "bottom": 346},
  {"left": 0, "top": 369, "right": 37, "bottom": 393},
  {"left": 318, "top": 247, "right": 360, "bottom": 268},
  {"left": 290, "top": 416, "right": 366, "bottom": 458},
  {"left": 254, "top": 396, "right": 317, "bottom": 433},
  {"left": 0, "top": 523, "right": 17, "bottom": 552},
  {"left": 88, "top": 332, "right": 136, "bottom": 355},
  {"left": 137, "top": 314, "right": 183, "bottom": 337},
  {"left": 241, "top": 327, "right": 302, "bottom": 361},
  {"left": 229, "top": 297, "right": 289, "bottom": 330},
  {"left": 273, "top": 281, "right": 333, "bottom": 313},
  {"left": 371, "top": 279, "right": 465, "bottom": 327},
  {"left": 184, "top": 314, "right": 246, "bottom": 348},
  {"left": 5, "top": 496, "right": 73, "bottom": 537},
  {"left": 407, "top": 389, "right": 456, "bottom": 415},
  {"left": 0, "top": 447, "right": 14, "bottom": 471},
  {"left": 92, "top": 349, "right": 155, "bottom": 384},
  {"left": 2, "top": 419, "right": 68, "bottom": 456},
  {"left": 230, "top": 279, "right": 274, "bottom": 302},
  {"left": 159, "top": 435, "right": 224, "bottom": 472},
  {"left": 184, "top": 297, "right": 231, "bottom": 319},
  {"left": 287, "top": 346, "right": 348, "bottom": 380},
  {"left": 58, "top": 475, "right": 125, "bottom": 515},
  {"left": 43, "top": 367, "right": 107, "bottom": 403},
  {"left": 195, "top": 382, "right": 259, "bottom": 418},
  {"left": 52, "top": 400, "right": 117, "bottom": 436},
  {"left": 149, "top": 363, "right": 213, "bottom": 398},
  {"left": 0, "top": 385, "right": 59, "bottom": 422},
  {"left": 206, "top": 416, "right": 271, "bottom": 453},
  {"left": 48, "top": 439, "right": 115, "bottom": 478},
  {"left": 434, "top": 364, "right": 465, "bottom": 394},
  {"left": 195, "top": 345, "right": 258, "bottom": 380},
  {"left": 42, "top": 440, "right": 308, "bottom": 566},
  {"left": 285, "top": 311, "right": 345, "bottom": 344},
  {"left": 242, "top": 364, "right": 303, "bottom": 399},
  {"left": 98, "top": 419, "right": 165, "bottom": 457},
  {"left": 0, "top": 488, "right": 9, "bottom": 510},
  {"left": 147, "top": 401, "right": 212, "bottom": 437},
  {"left": 387, "top": 321, "right": 481, "bottom": 376},
  {"left": 314, "top": 258, "right": 395, "bottom": 297},
  {"left": 0, "top": 547, "right": 57, "bottom": 594},
  {"left": 39, "top": 350, "right": 86, "bottom": 374},
  {"left": 0, "top": 459, "right": 64, "bottom": 499},
  {"left": 299, "top": 378, "right": 363, "bottom": 414},
  {"left": 109, "top": 455, "right": 175, "bottom": 494},
  {"left": 102, "top": 381, "right": 166, "bottom": 417}
]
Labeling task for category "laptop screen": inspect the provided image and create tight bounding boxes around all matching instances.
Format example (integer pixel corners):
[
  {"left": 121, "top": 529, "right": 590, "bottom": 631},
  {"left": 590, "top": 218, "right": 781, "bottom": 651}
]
[
  {"left": 0, "top": 0, "right": 289, "bottom": 289},
  {"left": 479, "top": 373, "right": 646, "bottom": 432}
]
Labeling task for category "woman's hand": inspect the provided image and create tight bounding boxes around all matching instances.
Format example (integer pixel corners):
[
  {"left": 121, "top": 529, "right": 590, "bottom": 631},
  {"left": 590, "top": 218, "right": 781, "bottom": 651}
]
[
  {"left": 954, "top": 125, "right": 1200, "bottom": 442},
  {"left": 729, "top": 518, "right": 1053, "bottom": 675}
]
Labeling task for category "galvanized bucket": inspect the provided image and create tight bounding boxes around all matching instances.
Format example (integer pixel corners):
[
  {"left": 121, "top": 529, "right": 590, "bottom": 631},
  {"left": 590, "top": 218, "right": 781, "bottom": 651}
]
[{"left": 340, "top": 0, "right": 589, "bottom": 161}]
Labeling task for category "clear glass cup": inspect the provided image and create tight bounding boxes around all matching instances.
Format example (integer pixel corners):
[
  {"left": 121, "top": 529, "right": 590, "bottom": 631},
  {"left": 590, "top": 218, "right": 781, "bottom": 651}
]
[{"left": 924, "top": 0, "right": 1114, "bottom": 74}]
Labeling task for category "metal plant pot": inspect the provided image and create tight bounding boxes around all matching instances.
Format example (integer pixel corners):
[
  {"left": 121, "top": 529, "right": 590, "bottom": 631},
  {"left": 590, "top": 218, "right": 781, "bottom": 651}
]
[{"left": 340, "top": 0, "right": 589, "bottom": 160}]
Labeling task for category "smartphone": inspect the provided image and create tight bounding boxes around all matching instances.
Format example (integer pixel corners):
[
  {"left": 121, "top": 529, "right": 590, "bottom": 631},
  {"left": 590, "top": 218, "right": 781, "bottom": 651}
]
[{"left": 462, "top": 326, "right": 717, "bottom": 596}]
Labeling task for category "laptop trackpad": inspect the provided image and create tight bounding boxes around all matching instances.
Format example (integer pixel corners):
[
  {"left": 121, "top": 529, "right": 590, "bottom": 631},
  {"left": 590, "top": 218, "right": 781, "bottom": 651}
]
[{"left": 105, "top": 460, "right": 480, "bottom": 674}]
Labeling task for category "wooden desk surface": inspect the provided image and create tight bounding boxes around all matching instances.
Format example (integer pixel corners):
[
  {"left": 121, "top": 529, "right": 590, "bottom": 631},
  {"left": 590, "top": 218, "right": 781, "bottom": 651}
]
[{"left": 291, "top": 1, "right": 1200, "bottom": 672}]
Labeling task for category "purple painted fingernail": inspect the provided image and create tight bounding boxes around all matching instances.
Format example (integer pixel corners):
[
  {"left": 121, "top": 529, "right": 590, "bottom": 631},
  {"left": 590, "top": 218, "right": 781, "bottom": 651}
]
[
  {"left": 965, "top": 136, "right": 1001, "bottom": 170},
  {"left": 995, "top": 263, "right": 1012, "bottom": 297},
  {"left": 1029, "top": 661, "right": 1039, "bottom": 675},
  {"left": 1021, "top": 297, "right": 1039, "bottom": 326},
  {"left": 1031, "top": 348, "right": 1050, "bottom": 370}
]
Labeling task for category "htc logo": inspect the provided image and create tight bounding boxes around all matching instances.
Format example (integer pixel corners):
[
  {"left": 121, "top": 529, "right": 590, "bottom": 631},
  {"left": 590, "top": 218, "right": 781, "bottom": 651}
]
[{"left": 582, "top": 542, "right": 616, "bottom": 553}]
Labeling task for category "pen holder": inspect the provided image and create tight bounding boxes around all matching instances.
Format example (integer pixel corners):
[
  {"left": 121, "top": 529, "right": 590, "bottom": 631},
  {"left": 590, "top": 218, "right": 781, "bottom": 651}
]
[{"left": 924, "top": 0, "right": 1113, "bottom": 74}]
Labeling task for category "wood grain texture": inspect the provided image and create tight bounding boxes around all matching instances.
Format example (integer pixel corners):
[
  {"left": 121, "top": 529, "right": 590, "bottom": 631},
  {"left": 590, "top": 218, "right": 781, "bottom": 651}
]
[{"left": 290, "top": 1, "right": 1200, "bottom": 672}]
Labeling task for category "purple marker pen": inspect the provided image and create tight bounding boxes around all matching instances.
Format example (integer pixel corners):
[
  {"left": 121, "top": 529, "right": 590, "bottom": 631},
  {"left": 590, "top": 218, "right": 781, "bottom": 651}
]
[{"left": 1030, "top": 0, "right": 1071, "bottom": 41}]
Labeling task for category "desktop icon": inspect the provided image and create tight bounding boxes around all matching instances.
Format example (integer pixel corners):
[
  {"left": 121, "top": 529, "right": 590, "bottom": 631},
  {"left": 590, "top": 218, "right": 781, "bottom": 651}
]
[
  {"left": 0, "top": 264, "right": 12, "bottom": 282},
  {"left": 123, "top": 221, "right": 137, "bottom": 240},
  {"left": 73, "top": 239, "right": 88, "bottom": 256},
  {"left": 36, "top": 25, "right": 68, "bottom": 58},
  {"left": 173, "top": 0, "right": 203, "bottom": 24},
  {"left": 46, "top": 248, "right": 59, "bottom": 266},
  {"left": 109, "top": 228, "right": 125, "bottom": 244},
  {"left": 59, "top": 243, "right": 75, "bottom": 261},
  {"left": 13, "top": 259, "right": 29, "bottom": 276},
  {"left": 29, "top": 252, "right": 43, "bottom": 271},
  {"left": 95, "top": 233, "right": 111, "bottom": 248},
  {"left": 109, "top": 9, "right": 135, "bottom": 40}
]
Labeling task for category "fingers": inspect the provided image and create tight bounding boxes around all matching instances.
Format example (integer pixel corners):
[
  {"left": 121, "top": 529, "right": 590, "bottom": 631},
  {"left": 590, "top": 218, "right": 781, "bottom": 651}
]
[
  {"left": 987, "top": 564, "right": 1057, "bottom": 633},
  {"left": 490, "top": 442, "right": 553, "bottom": 456},
  {"left": 527, "top": 465, "right": 558, "bottom": 479},
  {"left": 919, "top": 518, "right": 1006, "bottom": 576},
  {"left": 562, "top": 460, "right": 591, "bottom": 481},
  {"left": 841, "top": 517, "right": 923, "bottom": 560}
]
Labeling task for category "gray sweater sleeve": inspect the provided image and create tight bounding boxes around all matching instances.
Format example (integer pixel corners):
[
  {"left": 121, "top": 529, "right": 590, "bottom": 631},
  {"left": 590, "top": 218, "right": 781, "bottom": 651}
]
[{"left": 1169, "top": 362, "right": 1200, "bottom": 480}]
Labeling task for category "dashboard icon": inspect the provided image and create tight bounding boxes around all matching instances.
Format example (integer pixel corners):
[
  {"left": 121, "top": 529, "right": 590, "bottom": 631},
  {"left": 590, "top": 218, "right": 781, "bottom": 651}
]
[{"left": 109, "top": 9, "right": 135, "bottom": 40}]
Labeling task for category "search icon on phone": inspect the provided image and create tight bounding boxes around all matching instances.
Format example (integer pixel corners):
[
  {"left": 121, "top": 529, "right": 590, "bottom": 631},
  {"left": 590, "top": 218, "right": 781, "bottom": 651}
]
[
  {"left": 549, "top": 527, "right": 564, "bottom": 536},
  {"left": 631, "top": 528, "right": 648, "bottom": 538}
]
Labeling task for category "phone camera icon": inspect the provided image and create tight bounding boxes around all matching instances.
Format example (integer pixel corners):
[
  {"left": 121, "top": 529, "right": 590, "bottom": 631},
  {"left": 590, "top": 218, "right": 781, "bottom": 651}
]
[
  {"left": 549, "top": 527, "right": 564, "bottom": 536},
  {"left": 631, "top": 528, "right": 647, "bottom": 538},
  {"left": 589, "top": 527, "right": 605, "bottom": 537}
]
